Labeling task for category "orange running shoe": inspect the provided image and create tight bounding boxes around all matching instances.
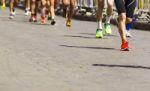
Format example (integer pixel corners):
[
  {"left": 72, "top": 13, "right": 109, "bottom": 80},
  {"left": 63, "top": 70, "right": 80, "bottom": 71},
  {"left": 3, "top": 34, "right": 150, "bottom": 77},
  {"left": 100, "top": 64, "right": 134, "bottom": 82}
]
[{"left": 66, "top": 19, "right": 72, "bottom": 27}]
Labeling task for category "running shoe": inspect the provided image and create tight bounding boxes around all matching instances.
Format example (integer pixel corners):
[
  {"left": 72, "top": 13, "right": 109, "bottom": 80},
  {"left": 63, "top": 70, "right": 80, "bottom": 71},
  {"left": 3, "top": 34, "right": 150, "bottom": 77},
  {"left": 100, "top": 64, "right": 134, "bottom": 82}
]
[
  {"left": 66, "top": 19, "right": 72, "bottom": 27},
  {"left": 47, "top": 16, "right": 52, "bottom": 20},
  {"left": 12, "top": 9, "right": 16, "bottom": 15},
  {"left": 29, "top": 15, "right": 37, "bottom": 22},
  {"left": 121, "top": 41, "right": 129, "bottom": 51},
  {"left": 96, "top": 28, "right": 103, "bottom": 38},
  {"left": 104, "top": 23, "right": 112, "bottom": 35},
  {"left": 9, "top": 12, "right": 15, "bottom": 19},
  {"left": 41, "top": 15, "right": 46, "bottom": 24},
  {"left": 126, "top": 30, "right": 132, "bottom": 37},
  {"left": 126, "top": 22, "right": 132, "bottom": 30},
  {"left": 24, "top": 10, "right": 31, "bottom": 16},
  {"left": 126, "top": 19, "right": 135, "bottom": 37},
  {"left": 51, "top": 19, "right": 56, "bottom": 25},
  {"left": 0, "top": 4, "right": 6, "bottom": 10},
  {"left": 126, "top": 15, "right": 137, "bottom": 31}
]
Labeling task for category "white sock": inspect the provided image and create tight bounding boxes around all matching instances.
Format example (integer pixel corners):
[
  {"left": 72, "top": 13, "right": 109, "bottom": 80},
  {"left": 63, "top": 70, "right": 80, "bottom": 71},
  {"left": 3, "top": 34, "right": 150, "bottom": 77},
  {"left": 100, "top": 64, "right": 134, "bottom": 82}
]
[
  {"left": 97, "top": 21, "right": 102, "bottom": 29},
  {"left": 25, "top": 8, "right": 30, "bottom": 11},
  {"left": 105, "top": 16, "right": 111, "bottom": 24},
  {"left": 51, "top": 16, "right": 55, "bottom": 19}
]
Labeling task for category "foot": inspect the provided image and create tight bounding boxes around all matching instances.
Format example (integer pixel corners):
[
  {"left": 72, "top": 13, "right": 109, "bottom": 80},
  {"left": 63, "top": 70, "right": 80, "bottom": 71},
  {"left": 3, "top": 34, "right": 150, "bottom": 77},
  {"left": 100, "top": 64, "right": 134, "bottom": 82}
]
[
  {"left": 9, "top": 12, "right": 15, "bottom": 19},
  {"left": 47, "top": 16, "right": 52, "bottom": 21},
  {"left": 24, "top": 10, "right": 31, "bottom": 16},
  {"left": 96, "top": 29, "right": 103, "bottom": 38},
  {"left": 66, "top": 19, "right": 72, "bottom": 27},
  {"left": 29, "top": 15, "right": 37, "bottom": 22},
  {"left": 126, "top": 30, "right": 132, "bottom": 38},
  {"left": 41, "top": 16, "right": 46, "bottom": 24},
  {"left": 51, "top": 19, "right": 56, "bottom": 25},
  {"left": 104, "top": 23, "right": 112, "bottom": 35},
  {"left": 121, "top": 41, "right": 129, "bottom": 51},
  {"left": 0, "top": 4, "right": 6, "bottom": 10}
]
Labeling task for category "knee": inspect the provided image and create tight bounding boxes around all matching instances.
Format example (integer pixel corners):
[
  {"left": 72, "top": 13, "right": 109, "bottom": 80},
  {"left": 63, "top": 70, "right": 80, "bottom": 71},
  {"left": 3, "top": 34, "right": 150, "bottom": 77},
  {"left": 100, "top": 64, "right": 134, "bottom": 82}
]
[
  {"left": 63, "top": 0, "right": 69, "bottom": 6},
  {"left": 119, "top": 13, "right": 126, "bottom": 22}
]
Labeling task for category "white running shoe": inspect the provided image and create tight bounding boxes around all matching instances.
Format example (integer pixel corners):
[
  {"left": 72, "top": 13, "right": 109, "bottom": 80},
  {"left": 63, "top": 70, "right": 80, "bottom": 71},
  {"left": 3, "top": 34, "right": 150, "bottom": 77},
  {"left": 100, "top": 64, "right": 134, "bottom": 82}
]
[
  {"left": 24, "top": 11, "right": 31, "bottom": 16},
  {"left": 126, "top": 30, "right": 132, "bottom": 37},
  {"left": 9, "top": 12, "right": 15, "bottom": 19}
]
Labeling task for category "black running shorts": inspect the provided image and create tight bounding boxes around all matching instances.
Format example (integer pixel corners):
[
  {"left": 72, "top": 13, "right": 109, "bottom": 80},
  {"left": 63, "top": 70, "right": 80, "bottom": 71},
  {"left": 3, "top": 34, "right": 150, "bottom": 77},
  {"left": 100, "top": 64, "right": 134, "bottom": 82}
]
[{"left": 114, "top": 0, "right": 136, "bottom": 18}]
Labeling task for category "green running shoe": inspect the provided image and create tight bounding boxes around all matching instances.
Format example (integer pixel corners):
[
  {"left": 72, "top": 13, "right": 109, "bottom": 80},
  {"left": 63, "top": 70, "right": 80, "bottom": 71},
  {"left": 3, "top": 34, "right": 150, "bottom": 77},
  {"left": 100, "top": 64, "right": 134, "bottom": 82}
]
[
  {"left": 96, "top": 29, "right": 103, "bottom": 38},
  {"left": 0, "top": 4, "right": 6, "bottom": 10},
  {"left": 104, "top": 23, "right": 112, "bottom": 35}
]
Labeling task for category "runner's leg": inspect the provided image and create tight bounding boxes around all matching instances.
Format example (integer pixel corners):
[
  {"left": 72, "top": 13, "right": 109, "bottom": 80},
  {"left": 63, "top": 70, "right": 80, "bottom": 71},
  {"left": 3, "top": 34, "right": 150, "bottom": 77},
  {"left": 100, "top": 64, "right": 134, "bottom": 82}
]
[
  {"left": 95, "top": 0, "right": 104, "bottom": 38},
  {"left": 104, "top": 0, "right": 114, "bottom": 35},
  {"left": 114, "top": 0, "right": 129, "bottom": 50}
]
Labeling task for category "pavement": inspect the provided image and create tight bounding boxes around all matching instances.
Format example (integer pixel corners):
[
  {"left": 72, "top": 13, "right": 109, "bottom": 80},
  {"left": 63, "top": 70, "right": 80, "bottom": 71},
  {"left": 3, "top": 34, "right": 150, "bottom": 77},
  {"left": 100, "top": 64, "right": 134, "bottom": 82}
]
[{"left": 0, "top": 8, "right": 150, "bottom": 91}]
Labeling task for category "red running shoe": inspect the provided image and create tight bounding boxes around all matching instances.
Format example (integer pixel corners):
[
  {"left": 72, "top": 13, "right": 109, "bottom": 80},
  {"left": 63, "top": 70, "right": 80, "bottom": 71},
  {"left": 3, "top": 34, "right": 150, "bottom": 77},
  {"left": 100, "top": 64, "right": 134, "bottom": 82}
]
[
  {"left": 121, "top": 41, "right": 129, "bottom": 51},
  {"left": 41, "top": 16, "right": 46, "bottom": 24}
]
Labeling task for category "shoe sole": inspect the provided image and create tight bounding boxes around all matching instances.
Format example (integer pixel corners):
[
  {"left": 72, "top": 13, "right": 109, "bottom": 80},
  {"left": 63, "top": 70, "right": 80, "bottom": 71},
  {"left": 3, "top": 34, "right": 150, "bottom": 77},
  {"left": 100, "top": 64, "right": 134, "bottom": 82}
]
[
  {"left": 51, "top": 21, "right": 56, "bottom": 26},
  {"left": 96, "top": 32, "right": 103, "bottom": 38},
  {"left": 96, "top": 36, "right": 103, "bottom": 38},
  {"left": 9, "top": 17, "right": 14, "bottom": 19},
  {"left": 121, "top": 48, "right": 129, "bottom": 51},
  {"left": 105, "top": 29, "right": 112, "bottom": 35},
  {"left": 66, "top": 24, "right": 71, "bottom": 27},
  {"left": 29, "top": 19, "right": 37, "bottom": 22},
  {"left": 66, "top": 22, "right": 72, "bottom": 27}
]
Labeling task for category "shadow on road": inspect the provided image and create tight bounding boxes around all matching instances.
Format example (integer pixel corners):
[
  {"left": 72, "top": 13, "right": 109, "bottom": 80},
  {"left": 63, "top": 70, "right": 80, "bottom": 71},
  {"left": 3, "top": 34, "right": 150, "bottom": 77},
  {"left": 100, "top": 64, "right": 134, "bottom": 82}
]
[
  {"left": 60, "top": 45, "right": 115, "bottom": 50},
  {"left": 92, "top": 64, "right": 150, "bottom": 70},
  {"left": 79, "top": 33, "right": 95, "bottom": 36},
  {"left": 64, "top": 35, "right": 96, "bottom": 39},
  {"left": 80, "top": 33, "right": 118, "bottom": 37}
]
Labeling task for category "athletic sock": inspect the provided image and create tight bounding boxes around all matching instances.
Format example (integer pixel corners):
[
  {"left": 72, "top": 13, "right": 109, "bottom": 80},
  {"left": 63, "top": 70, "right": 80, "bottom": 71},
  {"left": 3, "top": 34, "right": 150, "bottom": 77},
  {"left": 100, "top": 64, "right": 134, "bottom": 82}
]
[
  {"left": 105, "top": 16, "right": 111, "bottom": 24},
  {"left": 97, "top": 21, "right": 102, "bottom": 29}
]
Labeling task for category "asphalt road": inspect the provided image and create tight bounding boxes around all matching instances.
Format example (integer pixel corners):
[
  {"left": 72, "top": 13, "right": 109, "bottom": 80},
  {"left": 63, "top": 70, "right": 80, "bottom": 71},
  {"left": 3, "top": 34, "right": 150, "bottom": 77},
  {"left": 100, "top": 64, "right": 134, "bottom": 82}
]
[{"left": 0, "top": 8, "right": 150, "bottom": 91}]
